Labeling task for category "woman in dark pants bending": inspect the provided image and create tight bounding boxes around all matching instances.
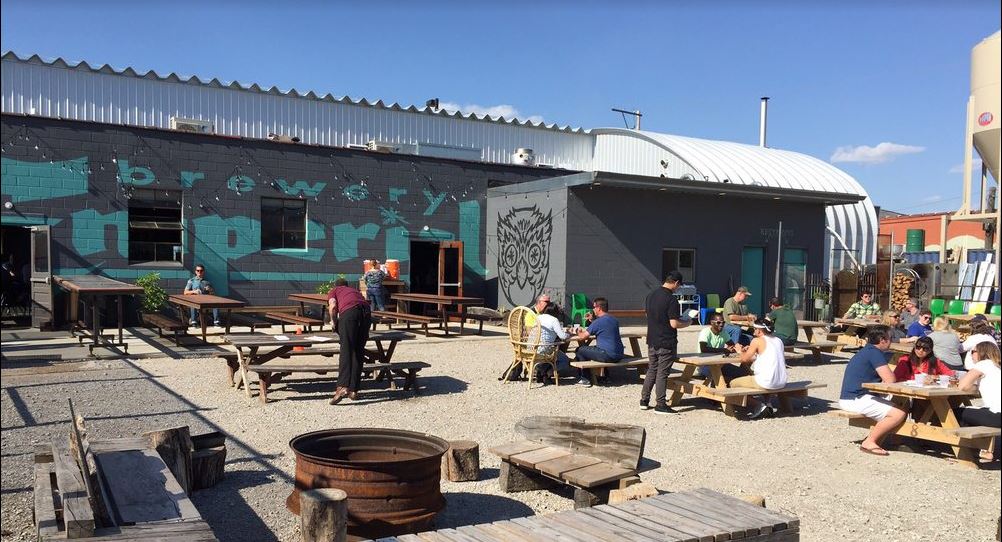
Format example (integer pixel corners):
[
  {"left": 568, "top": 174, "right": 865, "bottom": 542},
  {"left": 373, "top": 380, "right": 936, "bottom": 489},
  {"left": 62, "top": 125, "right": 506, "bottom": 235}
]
[{"left": 327, "top": 278, "right": 372, "bottom": 405}]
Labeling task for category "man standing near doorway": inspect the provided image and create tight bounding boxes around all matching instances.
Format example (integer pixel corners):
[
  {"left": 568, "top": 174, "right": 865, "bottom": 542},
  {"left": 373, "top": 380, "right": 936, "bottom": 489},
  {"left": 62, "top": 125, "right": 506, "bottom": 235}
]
[{"left": 641, "top": 271, "right": 691, "bottom": 414}]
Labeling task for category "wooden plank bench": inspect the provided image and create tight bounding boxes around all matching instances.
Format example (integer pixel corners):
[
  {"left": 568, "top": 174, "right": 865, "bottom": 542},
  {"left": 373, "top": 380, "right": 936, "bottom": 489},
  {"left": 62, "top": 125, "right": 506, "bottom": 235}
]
[
  {"left": 371, "top": 310, "right": 443, "bottom": 337},
  {"left": 570, "top": 357, "right": 648, "bottom": 385},
  {"left": 246, "top": 359, "right": 430, "bottom": 403},
  {"left": 222, "top": 312, "right": 274, "bottom": 333},
  {"left": 668, "top": 371, "right": 826, "bottom": 417},
  {"left": 787, "top": 339, "right": 842, "bottom": 363},
  {"left": 140, "top": 313, "right": 188, "bottom": 346},
  {"left": 490, "top": 416, "right": 650, "bottom": 509},
  {"left": 265, "top": 312, "right": 325, "bottom": 333}
]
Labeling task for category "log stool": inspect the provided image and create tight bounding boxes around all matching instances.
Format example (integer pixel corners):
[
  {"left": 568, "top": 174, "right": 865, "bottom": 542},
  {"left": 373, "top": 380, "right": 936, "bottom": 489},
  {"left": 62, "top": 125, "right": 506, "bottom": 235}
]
[
  {"left": 441, "top": 440, "right": 480, "bottom": 482},
  {"left": 300, "top": 488, "right": 347, "bottom": 542}
]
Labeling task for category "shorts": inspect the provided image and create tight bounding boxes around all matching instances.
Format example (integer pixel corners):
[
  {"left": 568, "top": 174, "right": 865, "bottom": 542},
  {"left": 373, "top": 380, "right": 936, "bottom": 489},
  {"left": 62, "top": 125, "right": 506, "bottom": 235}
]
[{"left": 839, "top": 394, "right": 895, "bottom": 421}]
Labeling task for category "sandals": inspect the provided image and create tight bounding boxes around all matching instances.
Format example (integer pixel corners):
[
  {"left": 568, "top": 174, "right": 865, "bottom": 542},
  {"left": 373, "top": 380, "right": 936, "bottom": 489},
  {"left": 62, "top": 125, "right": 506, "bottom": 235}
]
[{"left": 859, "top": 445, "right": 889, "bottom": 456}]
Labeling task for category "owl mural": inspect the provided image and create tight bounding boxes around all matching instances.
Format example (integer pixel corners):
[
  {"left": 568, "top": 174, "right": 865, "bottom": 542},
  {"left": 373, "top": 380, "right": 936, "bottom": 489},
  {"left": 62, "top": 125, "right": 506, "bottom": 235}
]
[{"left": 497, "top": 205, "right": 553, "bottom": 307}]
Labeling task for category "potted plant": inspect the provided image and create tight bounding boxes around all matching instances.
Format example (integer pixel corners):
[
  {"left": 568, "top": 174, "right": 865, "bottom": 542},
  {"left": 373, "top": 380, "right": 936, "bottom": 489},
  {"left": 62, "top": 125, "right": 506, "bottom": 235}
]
[
  {"left": 136, "top": 272, "right": 169, "bottom": 323},
  {"left": 813, "top": 290, "right": 829, "bottom": 310}
]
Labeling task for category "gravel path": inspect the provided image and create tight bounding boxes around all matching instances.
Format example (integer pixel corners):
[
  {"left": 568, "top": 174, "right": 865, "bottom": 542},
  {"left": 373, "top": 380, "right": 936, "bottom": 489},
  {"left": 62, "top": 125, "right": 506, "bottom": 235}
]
[{"left": 2, "top": 327, "right": 999, "bottom": 541}]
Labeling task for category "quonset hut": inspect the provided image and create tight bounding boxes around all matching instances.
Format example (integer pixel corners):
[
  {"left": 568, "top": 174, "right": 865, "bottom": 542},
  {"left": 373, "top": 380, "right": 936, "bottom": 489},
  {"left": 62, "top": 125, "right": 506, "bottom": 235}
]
[{"left": 0, "top": 52, "right": 874, "bottom": 324}]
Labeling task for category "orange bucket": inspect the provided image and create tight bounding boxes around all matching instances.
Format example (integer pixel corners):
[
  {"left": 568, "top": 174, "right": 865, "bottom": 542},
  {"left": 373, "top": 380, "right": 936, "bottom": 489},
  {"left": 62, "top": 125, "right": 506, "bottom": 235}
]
[
  {"left": 385, "top": 259, "right": 400, "bottom": 279},
  {"left": 363, "top": 260, "right": 375, "bottom": 274}
]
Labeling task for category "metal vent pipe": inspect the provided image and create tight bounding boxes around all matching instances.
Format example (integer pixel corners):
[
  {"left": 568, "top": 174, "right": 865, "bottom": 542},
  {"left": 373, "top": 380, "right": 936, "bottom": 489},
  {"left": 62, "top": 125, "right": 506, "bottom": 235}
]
[{"left": 759, "top": 97, "right": 769, "bottom": 147}]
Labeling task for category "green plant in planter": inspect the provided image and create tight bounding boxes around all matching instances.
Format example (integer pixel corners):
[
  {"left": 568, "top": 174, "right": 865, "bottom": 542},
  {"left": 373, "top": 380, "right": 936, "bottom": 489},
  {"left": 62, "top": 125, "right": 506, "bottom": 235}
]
[
  {"left": 315, "top": 274, "right": 347, "bottom": 295},
  {"left": 136, "top": 272, "right": 169, "bottom": 313}
]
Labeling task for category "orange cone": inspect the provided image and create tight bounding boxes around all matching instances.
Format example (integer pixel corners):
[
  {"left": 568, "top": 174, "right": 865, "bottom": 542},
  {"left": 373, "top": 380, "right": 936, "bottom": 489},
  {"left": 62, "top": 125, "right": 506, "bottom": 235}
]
[{"left": 293, "top": 326, "right": 305, "bottom": 351}]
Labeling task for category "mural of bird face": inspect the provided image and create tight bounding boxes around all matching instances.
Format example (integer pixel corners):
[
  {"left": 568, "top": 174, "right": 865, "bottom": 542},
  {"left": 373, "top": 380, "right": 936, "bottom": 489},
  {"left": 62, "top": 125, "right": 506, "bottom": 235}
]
[{"left": 497, "top": 205, "right": 553, "bottom": 307}]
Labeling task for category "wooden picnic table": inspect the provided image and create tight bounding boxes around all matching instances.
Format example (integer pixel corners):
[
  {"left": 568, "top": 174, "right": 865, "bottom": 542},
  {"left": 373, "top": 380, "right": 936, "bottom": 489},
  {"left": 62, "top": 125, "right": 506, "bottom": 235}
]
[
  {"left": 860, "top": 381, "right": 990, "bottom": 468},
  {"left": 567, "top": 329, "right": 645, "bottom": 358},
  {"left": 53, "top": 275, "right": 143, "bottom": 354},
  {"left": 797, "top": 319, "right": 829, "bottom": 342},
  {"left": 388, "top": 292, "right": 484, "bottom": 335},
  {"left": 946, "top": 313, "right": 1000, "bottom": 324},
  {"left": 168, "top": 294, "right": 245, "bottom": 341},
  {"left": 888, "top": 341, "right": 913, "bottom": 354},
  {"left": 667, "top": 353, "right": 824, "bottom": 417},
  {"left": 287, "top": 292, "right": 331, "bottom": 322}
]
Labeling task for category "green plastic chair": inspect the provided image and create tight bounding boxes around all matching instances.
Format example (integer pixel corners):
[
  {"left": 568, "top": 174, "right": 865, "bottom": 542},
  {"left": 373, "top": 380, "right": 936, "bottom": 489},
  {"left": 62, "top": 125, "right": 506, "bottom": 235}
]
[
  {"left": 947, "top": 299, "right": 966, "bottom": 315},
  {"left": 990, "top": 305, "right": 1001, "bottom": 316},
  {"left": 928, "top": 299, "right": 946, "bottom": 318},
  {"left": 700, "top": 293, "right": 721, "bottom": 324},
  {"left": 569, "top": 293, "right": 590, "bottom": 327},
  {"left": 967, "top": 302, "right": 987, "bottom": 315}
]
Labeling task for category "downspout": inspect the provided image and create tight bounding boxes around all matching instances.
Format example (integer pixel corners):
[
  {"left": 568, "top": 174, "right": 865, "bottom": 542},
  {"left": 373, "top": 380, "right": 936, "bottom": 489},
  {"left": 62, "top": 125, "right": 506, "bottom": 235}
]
[{"left": 826, "top": 226, "right": 861, "bottom": 272}]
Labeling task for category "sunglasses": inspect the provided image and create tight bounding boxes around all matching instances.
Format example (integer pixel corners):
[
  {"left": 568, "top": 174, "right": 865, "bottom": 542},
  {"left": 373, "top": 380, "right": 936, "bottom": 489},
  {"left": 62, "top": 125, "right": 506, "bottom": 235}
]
[{"left": 914, "top": 345, "right": 930, "bottom": 352}]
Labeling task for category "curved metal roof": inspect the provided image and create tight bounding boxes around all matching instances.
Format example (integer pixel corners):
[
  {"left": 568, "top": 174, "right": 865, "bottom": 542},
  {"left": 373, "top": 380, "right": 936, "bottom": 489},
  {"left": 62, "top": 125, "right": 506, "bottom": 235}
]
[{"left": 592, "top": 128, "right": 878, "bottom": 266}]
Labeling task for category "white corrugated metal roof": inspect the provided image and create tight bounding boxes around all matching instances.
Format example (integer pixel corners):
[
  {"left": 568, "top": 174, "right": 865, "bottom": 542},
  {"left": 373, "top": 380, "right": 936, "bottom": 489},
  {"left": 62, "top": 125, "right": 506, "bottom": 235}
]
[{"left": 592, "top": 128, "right": 878, "bottom": 266}]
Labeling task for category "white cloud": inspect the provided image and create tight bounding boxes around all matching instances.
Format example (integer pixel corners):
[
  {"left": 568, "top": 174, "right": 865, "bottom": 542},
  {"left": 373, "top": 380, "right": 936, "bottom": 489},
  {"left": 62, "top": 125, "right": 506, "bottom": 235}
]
[
  {"left": 922, "top": 194, "right": 943, "bottom": 203},
  {"left": 439, "top": 101, "right": 544, "bottom": 124},
  {"left": 830, "top": 142, "right": 925, "bottom": 164},
  {"left": 948, "top": 158, "right": 982, "bottom": 174}
]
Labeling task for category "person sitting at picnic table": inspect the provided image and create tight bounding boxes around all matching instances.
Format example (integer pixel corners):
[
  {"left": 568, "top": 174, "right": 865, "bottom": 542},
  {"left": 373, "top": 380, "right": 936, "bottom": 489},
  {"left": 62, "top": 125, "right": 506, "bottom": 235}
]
[
  {"left": 698, "top": 312, "right": 748, "bottom": 384},
  {"left": 532, "top": 301, "right": 572, "bottom": 385},
  {"left": 327, "top": 278, "right": 372, "bottom": 405},
  {"left": 837, "top": 325, "right": 908, "bottom": 456},
  {"left": 730, "top": 317, "right": 788, "bottom": 420},
  {"left": 963, "top": 318, "right": 999, "bottom": 370},
  {"left": 927, "top": 316, "right": 964, "bottom": 371},
  {"left": 183, "top": 264, "right": 220, "bottom": 327},
  {"left": 767, "top": 297, "right": 798, "bottom": 347},
  {"left": 573, "top": 297, "right": 623, "bottom": 387},
  {"left": 955, "top": 341, "right": 1001, "bottom": 461},
  {"left": 843, "top": 291, "right": 881, "bottom": 320},
  {"left": 906, "top": 309, "right": 933, "bottom": 338},
  {"left": 892, "top": 336, "right": 954, "bottom": 382},
  {"left": 880, "top": 310, "right": 916, "bottom": 343},
  {"left": 900, "top": 299, "right": 921, "bottom": 329},
  {"left": 722, "top": 286, "right": 756, "bottom": 346},
  {"left": 363, "top": 259, "right": 388, "bottom": 311}
]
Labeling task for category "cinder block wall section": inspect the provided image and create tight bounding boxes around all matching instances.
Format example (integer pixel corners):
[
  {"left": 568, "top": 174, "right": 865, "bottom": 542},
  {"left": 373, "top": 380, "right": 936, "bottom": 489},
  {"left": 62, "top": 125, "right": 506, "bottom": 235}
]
[{"left": 0, "top": 115, "right": 563, "bottom": 307}]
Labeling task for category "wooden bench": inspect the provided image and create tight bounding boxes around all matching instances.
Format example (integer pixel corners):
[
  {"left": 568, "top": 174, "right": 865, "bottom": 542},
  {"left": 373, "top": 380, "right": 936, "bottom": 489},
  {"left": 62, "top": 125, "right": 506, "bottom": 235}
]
[
  {"left": 141, "top": 313, "right": 188, "bottom": 346},
  {"left": 490, "top": 416, "right": 649, "bottom": 509},
  {"left": 222, "top": 312, "right": 274, "bottom": 333},
  {"left": 450, "top": 307, "right": 503, "bottom": 334},
  {"left": 570, "top": 357, "right": 648, "bottom": 385},
  {"left": 668, "top": 376, "right": 826, "bottom": 417},
  {"left": 787, "top": 339, "right": 842, "bottom": 362},
  {"left": 832, "top": 409, "right": 1000, "bottom": 459},
  {"left": 372, "top": 310, "right": 443, "bottom": 337},
  {"left": 246, "top": 359, "right": 430, "bottom": 403},
  {"left": 265, "top": 312, "right": 325, "bottom": 333}
]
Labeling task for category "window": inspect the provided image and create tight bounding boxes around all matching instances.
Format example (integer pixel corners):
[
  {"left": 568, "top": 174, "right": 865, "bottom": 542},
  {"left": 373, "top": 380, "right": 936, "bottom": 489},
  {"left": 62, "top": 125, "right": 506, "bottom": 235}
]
[
  {"left": 261, "top": 197, "right": 307, "bottom": 250},
  {"left": 661, "top": 248, "right": 696, "bottom": 283},
  {"left": 128, "top": 189, "right": 183, "bottom": 264}
]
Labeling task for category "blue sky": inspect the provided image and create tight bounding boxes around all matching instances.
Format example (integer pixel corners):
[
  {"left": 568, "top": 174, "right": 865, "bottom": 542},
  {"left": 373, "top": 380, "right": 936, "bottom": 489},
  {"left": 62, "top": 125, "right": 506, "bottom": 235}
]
[{"left": 2, "top": 1, "right": 998, "bottom": 213}]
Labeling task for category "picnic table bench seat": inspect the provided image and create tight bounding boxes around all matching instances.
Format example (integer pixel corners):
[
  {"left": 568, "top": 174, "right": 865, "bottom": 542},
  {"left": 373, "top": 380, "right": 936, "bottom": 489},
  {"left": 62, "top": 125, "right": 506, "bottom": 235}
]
[
  {"left": 140, "top": 313, "right": 188, "bottom": 345},
  {"left": 786, "top": 339, "right": 842, "bottom": 363},
  {"left": 265, "top": 312, "right": 325, "bottom": 332},
  {"left": 222, "top": 312, "right": 274, "bottom": 333},
  {"left": 490, "top": 416, "right": 650, "bottom": 509},
  {"left": 371, "top": 310, "right": 442, "bottom": 336},
  {"left": 668, "top": 374, "right": 826, "bottom": 416},
  {"left": 570, "top": 357, "right": 648, "bottom": 385}
]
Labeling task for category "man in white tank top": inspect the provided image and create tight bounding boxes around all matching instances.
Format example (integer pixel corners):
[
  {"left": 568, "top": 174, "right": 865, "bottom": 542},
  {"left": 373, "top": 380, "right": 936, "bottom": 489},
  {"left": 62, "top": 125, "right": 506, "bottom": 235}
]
[{"left": 732, "top": 317, "right": 789, "bottom": 419}]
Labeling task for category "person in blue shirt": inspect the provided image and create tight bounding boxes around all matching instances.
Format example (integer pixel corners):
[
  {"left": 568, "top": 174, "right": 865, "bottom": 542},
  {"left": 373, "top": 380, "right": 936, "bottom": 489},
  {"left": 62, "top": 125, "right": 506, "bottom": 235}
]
[
  {"left": 905, "top": 309, "right": 933, "bottom": 338},
  {"left": 837, "top": 325, "right": 907, "bottom": 456},
  {"left": 573, "top": 297, "right": 624, "bottom": 387},
  {"left": 183, "top": 264, "right": 220, "bottom": 327}
]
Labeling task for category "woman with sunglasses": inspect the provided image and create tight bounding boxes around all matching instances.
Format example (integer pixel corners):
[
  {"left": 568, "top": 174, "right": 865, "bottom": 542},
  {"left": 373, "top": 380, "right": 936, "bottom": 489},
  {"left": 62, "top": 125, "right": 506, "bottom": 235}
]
[
  {"left": 880, "top": 310, "right": 916, "bottom": 344},
  {"left": 893, "top": 336, "right": 955, "bottom": 382}
]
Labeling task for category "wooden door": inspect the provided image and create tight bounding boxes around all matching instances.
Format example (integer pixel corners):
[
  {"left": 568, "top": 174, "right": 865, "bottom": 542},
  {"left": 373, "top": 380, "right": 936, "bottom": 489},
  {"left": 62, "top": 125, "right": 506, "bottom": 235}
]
[{"left": 29, "top": 225, "right": 54, "bottom": 329}]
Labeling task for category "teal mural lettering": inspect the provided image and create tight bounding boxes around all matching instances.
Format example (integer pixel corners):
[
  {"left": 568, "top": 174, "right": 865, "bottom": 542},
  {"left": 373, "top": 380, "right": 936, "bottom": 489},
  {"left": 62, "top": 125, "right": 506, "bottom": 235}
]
[
  {"left": 180, "top": 171, "right": 205, "bottom": 188},
  {"left": 227, "top": 175, "right": 256, "bottom": 193},
  {"left": 419, "top": 228, "right": 454, "bottom": 240},
  {"left": 71, "top": 209, "right": 128, "bottom": 257},
  {"left": 332, "top": 222, "right": 379, "bottom": 262},
  {"left": 192, "top": 215, "right": 261, "bottom": 295},
  {"left": 384, "top": 226, "right": 409, "bottom": 263},
  {"left": 1, "top": 157, "right": 89, "bottom": 203},
  {"left": 117, "top": 160, "right": 156, "bottom": 186},
  {"left": 277, "top": 179, "right": 327, "bottom": 197},
  {"left": 459, "top": 200, "right": 485, "bottom": 276},
  {"left": 422, "top": 189, "right": 446, "bottom": 216},
  {"left": 271, "top": 219, "right": 327, "bottom": 262},
  {"left": 389, "top": 188, "right": 407, "bottom": 202}
]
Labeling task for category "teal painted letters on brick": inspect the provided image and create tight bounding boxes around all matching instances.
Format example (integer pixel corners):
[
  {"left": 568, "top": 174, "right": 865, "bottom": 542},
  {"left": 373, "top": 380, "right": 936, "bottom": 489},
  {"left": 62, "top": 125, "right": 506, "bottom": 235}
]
[
  {"left": 332, "top": 222, "right": 379, "bottom": 262},
  {"left": 191, "top": 215, "right": 261, "bottom": 295},
  {"left": 227, "top": 175, "right": 256, "bottom": 193},
  {"left": 422, "top": 189, "right": 446, "bottom": 216},
  {"left": 1, "top": 157, "right": 89, "bottom": 202},
  {"left": 180, "top": 171, "right": 205, "bottom": 188},
  {"left": 459, "top": 200, "right": 485, "bottom": 277},
  {"left": 117, "top": 160, "right": 156, "bottom": 186},
  {"left": 271, "top": 219, "right": 326, "bottom": 262},
  {"left": 276, "top": 179, "right": 327, "bottom": 197},
  {"left": 384, "top": 226, "right": 409, "bottom": 263},
  {"left": 70, "top": 209, "right": 128, "bottom": 257},
  {"left": 389, "top": 188, "right": 408, "bottom": 202}
]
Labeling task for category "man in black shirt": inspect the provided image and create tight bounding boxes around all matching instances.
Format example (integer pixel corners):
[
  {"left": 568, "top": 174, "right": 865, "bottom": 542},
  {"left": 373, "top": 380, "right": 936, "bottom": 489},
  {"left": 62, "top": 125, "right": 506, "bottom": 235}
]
[{"left": 641, "top": 270, "right": 691, "bottom": 413}]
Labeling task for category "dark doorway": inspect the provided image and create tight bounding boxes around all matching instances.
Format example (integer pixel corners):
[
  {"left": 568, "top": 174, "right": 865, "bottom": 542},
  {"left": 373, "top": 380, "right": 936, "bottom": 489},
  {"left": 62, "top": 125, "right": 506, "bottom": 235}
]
[
  {"left": 1, "top": 225, "right": 32, "bottom": 325},
  {"left": 409, "top": 240, "right": 440, "bottom": 315}
]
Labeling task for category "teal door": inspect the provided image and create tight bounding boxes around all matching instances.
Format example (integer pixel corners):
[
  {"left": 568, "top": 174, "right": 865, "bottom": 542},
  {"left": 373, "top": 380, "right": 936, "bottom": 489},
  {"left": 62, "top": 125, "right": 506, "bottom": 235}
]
[
  {"left": 782, "top": 249, "right": 808, "bottom": 313},
  {"left": 740, "top": 247, "right": 765, "bottom": 316}
]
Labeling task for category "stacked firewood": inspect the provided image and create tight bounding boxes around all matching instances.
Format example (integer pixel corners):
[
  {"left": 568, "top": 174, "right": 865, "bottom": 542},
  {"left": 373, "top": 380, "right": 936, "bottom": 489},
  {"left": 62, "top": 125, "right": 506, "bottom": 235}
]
[{"left": 891, "top": 273, "right": 915, "bottom": 311}]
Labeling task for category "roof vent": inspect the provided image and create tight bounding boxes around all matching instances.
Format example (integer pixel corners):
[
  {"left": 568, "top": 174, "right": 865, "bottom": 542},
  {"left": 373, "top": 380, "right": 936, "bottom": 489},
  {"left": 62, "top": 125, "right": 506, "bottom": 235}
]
[
  {"left": 512, "top": 148, "right": 535, "bottom": 166},
  {"left": 170, "top": 117, "right": 214, "bottom": 134},
  {"left": 367, "top": 140, "right": 399, "bottom": 153}
]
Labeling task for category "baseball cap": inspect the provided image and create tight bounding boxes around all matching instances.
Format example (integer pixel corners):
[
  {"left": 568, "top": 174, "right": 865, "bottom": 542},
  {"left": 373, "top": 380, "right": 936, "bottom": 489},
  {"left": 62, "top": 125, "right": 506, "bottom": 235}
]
[{"left": 737, "top": 286, "right": 752, "bottom": 295}]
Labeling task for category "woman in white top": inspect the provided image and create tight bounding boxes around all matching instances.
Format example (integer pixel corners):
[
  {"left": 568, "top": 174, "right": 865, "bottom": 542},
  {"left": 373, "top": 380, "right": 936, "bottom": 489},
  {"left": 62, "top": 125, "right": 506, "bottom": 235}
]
[
  {"left": 955, "top": 341, "right": 1001, "bottom": 461},
  {"left": 732, "top": 317, "right": 789, "bottom": 419},
  {"left": 962, "top": 320, "right": 998, "bottom": 370},
  {"left": 533, "top": 302, "right": 571, "bottom": 383}
]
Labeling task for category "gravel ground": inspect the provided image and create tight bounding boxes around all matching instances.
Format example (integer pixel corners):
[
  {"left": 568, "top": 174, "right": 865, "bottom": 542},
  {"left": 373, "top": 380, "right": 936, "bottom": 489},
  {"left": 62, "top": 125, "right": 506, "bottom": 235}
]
[{"left": 2, "top": 327, "right": 999, "bottom": 541}]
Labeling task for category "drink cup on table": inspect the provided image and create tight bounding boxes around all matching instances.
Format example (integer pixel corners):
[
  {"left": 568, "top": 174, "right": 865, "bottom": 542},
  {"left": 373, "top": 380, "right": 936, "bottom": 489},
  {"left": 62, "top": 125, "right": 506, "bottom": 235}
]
[
  {"left": 938, "top": 375, "right": 950, "bottom": 388},
  {"left": 913, "top": 373, "right": 926, "bottom": 385}
]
